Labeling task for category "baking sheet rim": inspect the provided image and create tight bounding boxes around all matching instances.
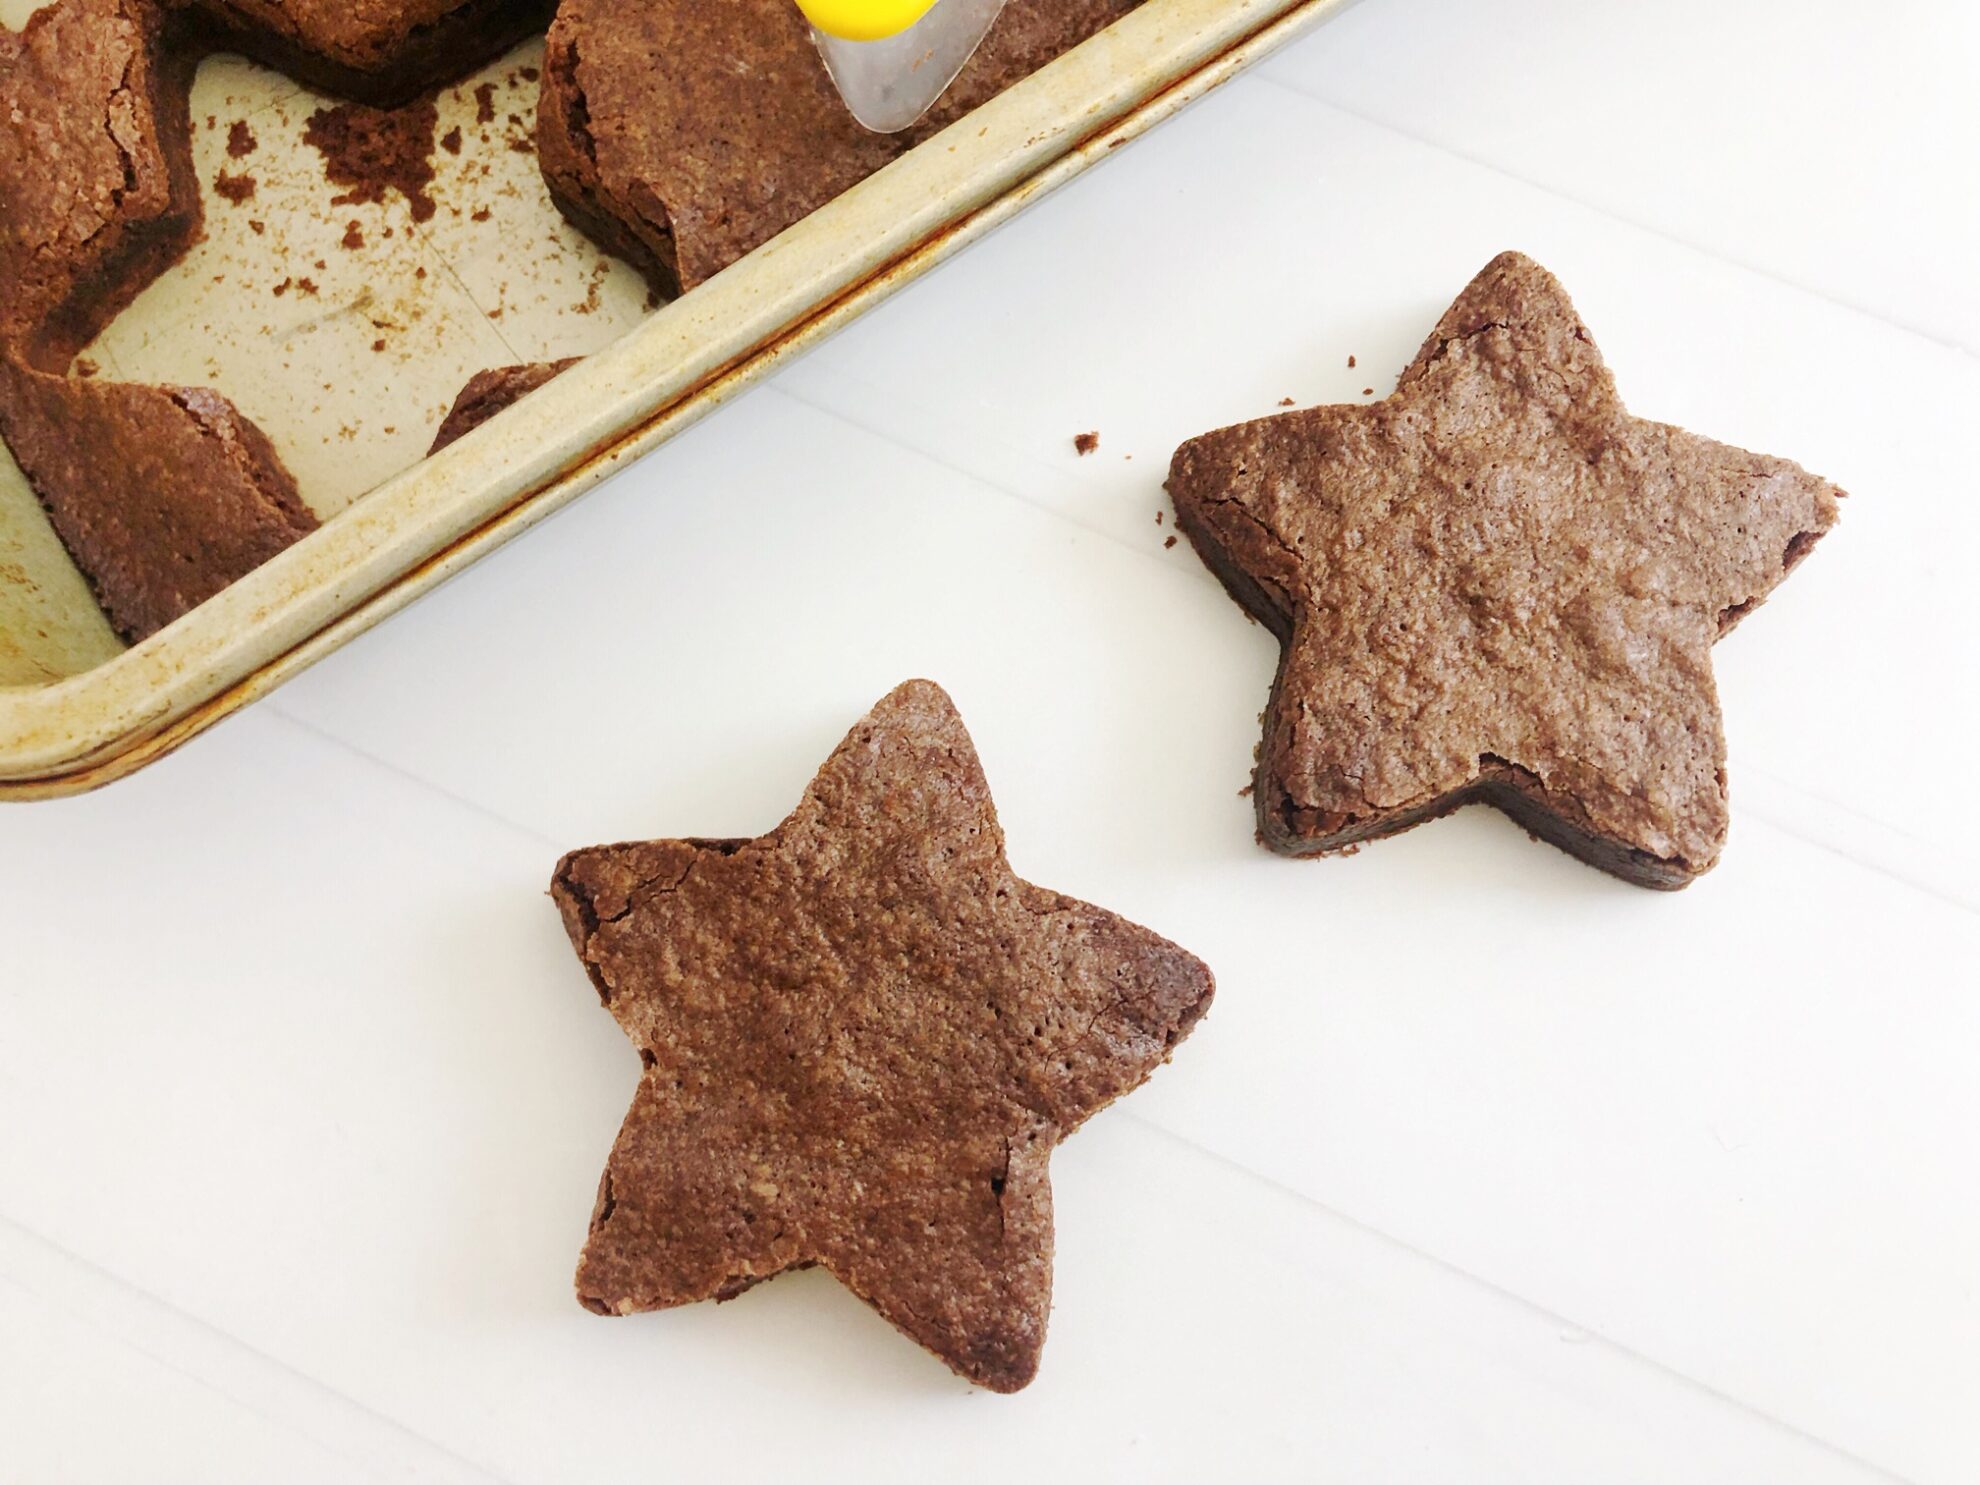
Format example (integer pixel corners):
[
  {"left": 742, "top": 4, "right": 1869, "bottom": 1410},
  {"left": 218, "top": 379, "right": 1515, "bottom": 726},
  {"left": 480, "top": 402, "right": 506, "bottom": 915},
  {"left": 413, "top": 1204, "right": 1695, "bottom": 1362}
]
[{"left": 0, "top": 0, "right": 1354, "bottom": 796}]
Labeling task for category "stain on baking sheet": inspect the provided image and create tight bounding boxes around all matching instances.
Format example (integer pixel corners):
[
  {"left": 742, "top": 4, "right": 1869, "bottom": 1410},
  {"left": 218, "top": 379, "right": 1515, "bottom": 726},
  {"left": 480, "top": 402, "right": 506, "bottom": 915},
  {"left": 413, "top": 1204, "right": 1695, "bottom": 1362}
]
[{"left": 67, "top": 40, "right": 652, "bottom": 521}]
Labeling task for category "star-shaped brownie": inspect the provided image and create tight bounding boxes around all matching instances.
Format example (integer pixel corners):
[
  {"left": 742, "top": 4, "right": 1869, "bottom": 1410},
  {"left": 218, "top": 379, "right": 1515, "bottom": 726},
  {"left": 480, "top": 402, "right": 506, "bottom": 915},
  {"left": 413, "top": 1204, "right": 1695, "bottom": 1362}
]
[
  {"left": 550, "top": 680, "right": 1214, "bottom": 1391},
  {"left": 1168, "top": 252, "right": 1843, "bottom": 888}
]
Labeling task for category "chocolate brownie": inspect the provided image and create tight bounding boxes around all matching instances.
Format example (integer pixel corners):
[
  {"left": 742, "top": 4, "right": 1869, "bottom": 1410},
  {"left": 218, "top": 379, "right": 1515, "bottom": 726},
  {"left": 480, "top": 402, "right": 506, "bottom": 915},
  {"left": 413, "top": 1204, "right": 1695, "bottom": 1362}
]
[
  {"left": 1, "top": 0, "right": 316, "bottom": 642},
  {"left": 1167, "top": 253, "right": 1842, "bottom": 888},
  {"left": 538, "top": 0, "right": 1140, "bottom": 298},
  {"left": 187, "top": 0, "right": 556, "bottom": 107},
  {"left": 0, "top": 366, "right": 316, "bottom": 642},
  {"left": 0, "top": 0, "right": 197, "bottom": 369},
  {"left": 550, "top": 680, "right": 1213, "bottom": 1391},
  {"left": 428, "top": 358, "right": 579, "bottom": 453}
]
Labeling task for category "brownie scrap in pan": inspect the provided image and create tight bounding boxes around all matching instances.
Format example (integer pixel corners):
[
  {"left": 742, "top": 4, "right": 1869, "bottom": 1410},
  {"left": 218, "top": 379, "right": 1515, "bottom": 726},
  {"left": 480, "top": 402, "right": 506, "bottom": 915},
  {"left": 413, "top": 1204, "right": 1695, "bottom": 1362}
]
[
  {"left": 0, "top": 0, "right": 318, "bottom": 643},
  {"left": 538, "top": 0, "right": 1141, "bottom": 299},
  {"left": 550, "top": 680, "right": 1214, "bottom": 1391},
  {"left": 428, "top": 358, "right": 580, "bottom": 454},
  {"left": 187, "top": 0, "right": 555, "bottom": 107},
  {"left": 0, "top": 0, "right": 197, "bottom": 369},
  {"left": 1167, "top": 252, "right": 1843, "bottom": 888},
  {"left": 0, "top": 370, "right": 315, "bottom": 643}
]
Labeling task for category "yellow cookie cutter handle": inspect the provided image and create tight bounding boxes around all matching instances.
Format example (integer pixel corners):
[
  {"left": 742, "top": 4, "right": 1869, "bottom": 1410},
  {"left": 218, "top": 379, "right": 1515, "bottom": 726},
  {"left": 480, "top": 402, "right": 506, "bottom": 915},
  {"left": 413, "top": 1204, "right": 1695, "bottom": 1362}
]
[{"left": 795, "top": 0, "right": 940, "bottom": 42}]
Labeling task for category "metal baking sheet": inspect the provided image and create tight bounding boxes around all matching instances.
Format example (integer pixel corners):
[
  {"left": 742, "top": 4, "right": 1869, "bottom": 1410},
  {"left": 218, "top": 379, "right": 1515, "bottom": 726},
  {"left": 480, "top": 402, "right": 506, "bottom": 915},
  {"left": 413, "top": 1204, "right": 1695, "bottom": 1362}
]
[{"left": 0, "top": 0, "right": 1354, "bottom": 797}]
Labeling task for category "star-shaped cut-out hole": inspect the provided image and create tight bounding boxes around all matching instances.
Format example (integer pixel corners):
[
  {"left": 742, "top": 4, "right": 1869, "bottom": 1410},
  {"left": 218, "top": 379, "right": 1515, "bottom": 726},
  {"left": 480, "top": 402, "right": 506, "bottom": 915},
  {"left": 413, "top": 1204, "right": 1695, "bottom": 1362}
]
[
  {"left": 1168, "top": 252, "right": 1842, "bottom": 887},
  {"left": 550, "top": 680, "right": 1214, "bottom": 1391}
]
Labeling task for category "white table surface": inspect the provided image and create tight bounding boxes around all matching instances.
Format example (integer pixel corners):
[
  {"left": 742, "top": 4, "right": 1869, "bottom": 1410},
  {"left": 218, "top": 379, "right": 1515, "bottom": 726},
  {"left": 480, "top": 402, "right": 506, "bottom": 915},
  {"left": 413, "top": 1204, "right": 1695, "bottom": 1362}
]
[{"left": 5, "top": 1, "right": 1978, "bottom": 1480}]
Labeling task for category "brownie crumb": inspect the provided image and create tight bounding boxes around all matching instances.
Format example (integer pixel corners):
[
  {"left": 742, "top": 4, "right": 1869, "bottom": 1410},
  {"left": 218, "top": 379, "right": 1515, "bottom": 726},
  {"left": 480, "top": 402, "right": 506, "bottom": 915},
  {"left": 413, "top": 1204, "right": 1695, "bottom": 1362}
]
[
  {"left": 73, "top": 358, "right": 99, "bottom": 378},
  {"left": 1362, "top": 387, "right": 1374, "bottom": 396},
  {"left": 1237, "top": 783, "right": 1254, "bottom": 799},
  {"left": 1163, "top": 534, "right": 1178, "bottom": 549},
  {"left": 1278, "top": 397, "right": 1295, "bottom": 406},
  {"left": 213, "top": 169, "right": 257, "bottom": 204},
  {"left": 521, "top": 65, "right": 540, "bottom": 82},
  {"left": 474, "top": 82, "right": 497, "bottom": 124},
  {"left": 249, "top": 220, "right": 266, "bottom": 235},
  {"left": 1347, "top": 354, "right": 1356, "bottom": 368},
  {"left": 507, "top": 136, "right": 534, "bottom": 155},
  {"left": 342, "top": 219, "right": 365, "bottom": 250},
  {"left": 1155, "top": 511, "right": 1164, "bottom": 525},
  {"left": 226, "top": 120, "right": 257, "bottom": 158},
  {"left": 1073, "top": 431, "right": 1100, "bottom": 456},
  {"left": 296, "top": 277, "right": 319, "bottom": 295},
  {"left": 441, "top": 126, "right": 463, "bottom": 155},
  {"left": 303, "top": 98, "right": 442, "bottom": 224},
  {"left": 272, "top": 277, "right": 292, "bottom": 296},
  {"left": 371, "top": 338, "right": 387, "bottom": 352},
  {"left": 471, "top": 206, "right": 492, "bottom": 222}
]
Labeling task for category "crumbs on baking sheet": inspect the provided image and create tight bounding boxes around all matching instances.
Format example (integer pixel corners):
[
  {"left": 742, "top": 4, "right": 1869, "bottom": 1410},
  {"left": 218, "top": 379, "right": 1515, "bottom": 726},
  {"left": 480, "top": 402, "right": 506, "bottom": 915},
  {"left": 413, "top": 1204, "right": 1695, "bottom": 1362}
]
[
  {"left": 303, "top": 98, "right": 440, "bottom": 223},
  {"left": 213, "top": 170, "right": 256, "bottom": 203}
]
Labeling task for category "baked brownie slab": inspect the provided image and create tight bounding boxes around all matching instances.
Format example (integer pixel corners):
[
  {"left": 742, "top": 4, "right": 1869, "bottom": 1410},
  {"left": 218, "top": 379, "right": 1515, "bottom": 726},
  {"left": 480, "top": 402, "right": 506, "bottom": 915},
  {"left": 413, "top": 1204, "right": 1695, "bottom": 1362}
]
[
  {"left": 1, "top": 0, "right": 315, "bottom": 641},
  {"left": 538, "top": 0, "right": 1140, "bottom": 298},
  {"left": 550, "top": 680, "right": 1213, "bottom": 1391},
  {"left": 1167, "top": 252, "right": 1842, "bottom": 888},
  {"left": 187, "top": 0, "right": 557, "bottom": 106},
  {"left": 0, "top": 365, "right": 316, "bottom": 642},
  {"left": 0, "top": 0, "right": 197, "bottom": 369},
  {"left": 428, "top": 358, "right": 580, "bottom": 454}
]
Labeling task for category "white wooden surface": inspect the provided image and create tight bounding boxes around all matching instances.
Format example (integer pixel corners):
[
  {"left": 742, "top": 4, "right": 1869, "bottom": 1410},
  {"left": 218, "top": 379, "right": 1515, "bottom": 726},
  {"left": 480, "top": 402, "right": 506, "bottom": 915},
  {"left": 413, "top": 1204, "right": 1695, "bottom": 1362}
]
[{"left": 4, "top": 1, "right": 1977, "bottom": 1479}]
